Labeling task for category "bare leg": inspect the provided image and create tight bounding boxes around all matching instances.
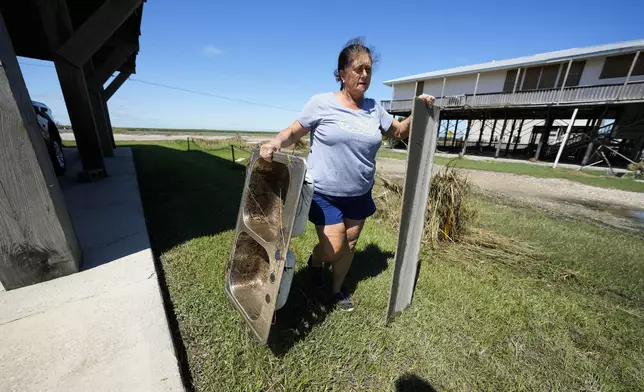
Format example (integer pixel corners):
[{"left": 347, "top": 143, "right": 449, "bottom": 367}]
[
  {"left": 330, "top": 219, "right": 365, "bottom": 293},
  {"left": 311, "top": 220, "right": 365, "bottom": 294}
]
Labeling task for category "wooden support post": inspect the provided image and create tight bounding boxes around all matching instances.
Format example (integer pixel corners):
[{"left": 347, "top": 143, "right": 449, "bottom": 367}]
[
  {"left": 35, "top": 0, "right": 106, "bottom": 174},
  {"left": 477, "top": 117, "right": 485, "bottom": 148},
  {"left": 505, "top": 119, "right": 517, "bottom": 155},
  {"left": 582, "top": 107, "right": 608, "bottom": 165},
  {"left": 495, "top": 117, "right": 508, "bottom": 158},
  {"left": 0, "top": 14, "right": 81, "bottom": 289},
  {"left": 443, "top": 119, "right": 450, "bottom": 147},
  {"left": 462, "top": 117, "right": 472, "bottom": 155},
  {"left": 513, "top": 119, "right": 525, "bottom": 152},
  {"left": 535, "top": 110, "right": 553, "bottom": 160},
  {"left": 101, "top": 91, "right": 116, "bottom": 148},
  {"left": 451, "top": 119, "right": 459, "bottom": 147},
  {"left": 88, "top": 85, "right": 114, "bottom": 157},
  {"left": 488, "top": 118, "right": 498, "bottom": 147},
  {"left": 231, "top": 145, "right": 236, "bottom": 162},
  {"left": 104, "top": 71, "right": 131, "bottom": 100},
  {"left": 387, "top": 99, "right": 439, "bottom": 323}
]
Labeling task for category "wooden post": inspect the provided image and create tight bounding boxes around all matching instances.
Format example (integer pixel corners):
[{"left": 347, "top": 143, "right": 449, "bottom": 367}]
[
  {"left": 462, "top": 117, "right": 472, "bottom": 155},
  {"left": 495, "top": 117, "right": 508, "bottom": 158},
  {"left": 513, "top": 119, "right": 525, "bottom": 152},
  {"left": 443, "top": 119, "right": 450, "bottom": 147},
  {"left": 535, "top": 110, "right": 553, "bottom": 160},
  {"left": 0, "top": 14, "right": 81, "bottom": 289},
  {"left": 387, "top": 99, "right": 439, "bottom": 323},
  {"left": 231, "top": 145, "right": 236, "bottom": 162},
  {"left": 488, "top": 118, "right": 498, "bottom": 147},
  {"left": 451, "top": 119, "right": 459, "bottom": 147},
  {"left": 88, "top": 86, "right": 114, "bottom": 157},
  {"left": 505, "top": 119, "right": 517, "bottom": 155},
  {"left": 477, "top": 117, "right": 486, "bottom": 148},
  {"left": 582, "top": 107, "right": 608, "bottom": 165}
]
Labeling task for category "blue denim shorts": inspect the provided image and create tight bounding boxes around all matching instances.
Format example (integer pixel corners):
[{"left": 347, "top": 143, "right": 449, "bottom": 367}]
[{"left": 308, "top": 189, "right": 376, "bottom": 226}]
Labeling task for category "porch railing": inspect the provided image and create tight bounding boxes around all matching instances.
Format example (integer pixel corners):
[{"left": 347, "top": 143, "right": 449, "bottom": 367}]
[{"left": 380, "top": 81, "right": 644, "bottom": 112}]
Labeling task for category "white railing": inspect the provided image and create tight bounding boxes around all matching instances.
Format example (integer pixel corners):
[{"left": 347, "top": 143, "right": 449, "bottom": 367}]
[{"left": 381, "top": 82, "right": 644, "bottom": 112}]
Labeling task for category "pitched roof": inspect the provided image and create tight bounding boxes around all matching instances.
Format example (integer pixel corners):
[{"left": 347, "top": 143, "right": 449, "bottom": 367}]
[{"left": 383, "top": 39, "right": 644, "bottom": 86}]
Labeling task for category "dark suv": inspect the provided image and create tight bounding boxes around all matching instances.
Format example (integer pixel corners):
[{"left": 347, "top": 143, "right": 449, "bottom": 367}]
[{"left": 32, "top": 101, "right": 66, "bottom": 176}]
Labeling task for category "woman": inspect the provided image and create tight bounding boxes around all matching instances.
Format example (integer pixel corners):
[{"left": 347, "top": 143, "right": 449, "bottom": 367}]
[{"left": 260, "top": 39, "right": 434, "bottom": 311}]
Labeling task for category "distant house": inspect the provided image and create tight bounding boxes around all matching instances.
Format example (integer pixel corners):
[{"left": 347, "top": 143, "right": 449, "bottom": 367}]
[{"left": 381, "top": 40, "right": 644, "bottom": 165}]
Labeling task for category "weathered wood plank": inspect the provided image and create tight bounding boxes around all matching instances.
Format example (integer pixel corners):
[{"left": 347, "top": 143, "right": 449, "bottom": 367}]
[
  {"left": 0, "top": 14, "right": 80, "bottom": 289},
  {"left": 386, "top": 99, "right": 439, "bottom": 323},
  {"left": 89, "top": 44, "right": 138, "bottom": 88},
  {"left": 104, "top": 71, "right": 131, "bottom": 100}
]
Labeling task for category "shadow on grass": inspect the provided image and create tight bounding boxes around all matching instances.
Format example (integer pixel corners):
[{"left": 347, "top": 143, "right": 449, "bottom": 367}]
[
  {"left": 395, "top": 373, "right": 438, "bottom": 392},
  {"left": 268, "top": 243, "right": 393, "bottom": 356},
  {"left": 130, "top": 144, "right": 245, "bottom": 391},
  {"left": 132, "top": 144, "right": 245, "bottom": 254}
]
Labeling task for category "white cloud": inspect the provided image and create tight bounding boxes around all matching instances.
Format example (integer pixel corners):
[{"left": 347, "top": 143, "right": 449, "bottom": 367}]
[{"left": 202, "top": 45, "right": 223, "bottom": 56}]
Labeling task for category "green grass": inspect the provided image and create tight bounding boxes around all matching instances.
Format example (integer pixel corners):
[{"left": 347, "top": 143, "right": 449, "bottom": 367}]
[
  {"left": 112, "top": 126, "right": 278, "bottom": 136},
  {"left": 377, "top": 149, "right": 644, "bottom": 193},
  {"left": 130, "top": 141, "right": 644, "bottom": 391}
]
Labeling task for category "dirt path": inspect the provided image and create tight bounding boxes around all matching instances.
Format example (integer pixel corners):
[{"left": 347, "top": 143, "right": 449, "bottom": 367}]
[{"left": 377, "top": 157, "right": 644, "bottom": 232}]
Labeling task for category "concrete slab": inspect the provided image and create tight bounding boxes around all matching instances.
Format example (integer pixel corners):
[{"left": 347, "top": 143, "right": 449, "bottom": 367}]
[{"left": 0, "top": 148, "right": 184, "bottom": 392}]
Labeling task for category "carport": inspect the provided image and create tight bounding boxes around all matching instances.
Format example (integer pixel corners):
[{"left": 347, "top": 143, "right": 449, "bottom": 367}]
[{"left": 0, "top": 0, "right": 145, "bottom": 289}]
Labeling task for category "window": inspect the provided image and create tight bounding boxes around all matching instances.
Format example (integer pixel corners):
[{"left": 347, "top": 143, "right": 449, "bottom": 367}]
[
  {"left": 503, "top": 69, "right": 518, "bottom": 93},
  {"left": 556, "top": 60, "right": 585, "bottom": 87},
  {"left": 538, "top": 64, "right": 559, "bottom": 89},
  {"left": 415, "top": 81, "right": 424, "bottom": 96},
  {"left": 521, "top": 67, "right": 541, "bottom": 90},
  {"left": 600, "top": 53, "right": 644, "bottom": 79}
]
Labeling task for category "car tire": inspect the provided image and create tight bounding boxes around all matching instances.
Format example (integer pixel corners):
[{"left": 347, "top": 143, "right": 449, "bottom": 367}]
[{"left": 47, "top": 120, "right": 66, "bottom": 176}]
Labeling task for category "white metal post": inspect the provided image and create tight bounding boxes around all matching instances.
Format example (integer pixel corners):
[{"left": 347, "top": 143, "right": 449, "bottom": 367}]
[
  {"left": 473, "top": 72, "right": 480, "bottom": 96},
  {"left": 387, "top": 99, "right": 439, "bottom": 324},
  {"left": 619, "top": 50, "right": 640, "bottom": 99},
  {"left": 512, "top": 68, "right": 521, "bottom": 94},
  {"left": 553, "top": 108, "right": 578, "bottom": 168},
  {"left": 557, "top": 60, "right": 573, "bottom": 103},
  {"left": 440, "top": 77, "right": 446, "bottom": 106}
]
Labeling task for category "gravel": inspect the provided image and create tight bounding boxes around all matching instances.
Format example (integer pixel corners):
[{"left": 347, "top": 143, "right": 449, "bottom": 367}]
[{"left": 376, "top": 157, "right": 644, "bottom": 232}]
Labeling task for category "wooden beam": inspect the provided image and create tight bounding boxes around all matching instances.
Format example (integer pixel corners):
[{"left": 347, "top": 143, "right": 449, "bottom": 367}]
[
  {"left": 495, "top": 117, "right": 508, "bottom": 158},
  {"left": 505, "top": 119, "right": 517, "bottom": 155},
  {"left": 89, "top": 43, "right": 138, "bottom": 88},
  {"left": 88, "top": 87, "right": 114, "bottom": 157},
  {"left": 0, "top": 13, "right": 80, "bottom": 289},
  {"left": 387, "top": 100, "right": 440, "bottom": 323},
  {"left": 104, "top": 71, "right": 131, "bottom": 100},
  {"left": 477, "top": 117, "right": 486, "bottom": 147},
  {"left": 513, "top": 119, "right": 525, "bottom": 152},
  {"left": 56, "top": 0, "right": 143, "bottom": 67},
  {"left": 488, "top": 118, "right": 498, "bottom": 147},
  {"left": 461, "top": 117, "right": 473, "bottom": 155},
  {"left": 535, "top": 110, "right": 553, "bottom": 160},
  {"left": 451, "top": 119, "right": 459, "bottom": 147}
]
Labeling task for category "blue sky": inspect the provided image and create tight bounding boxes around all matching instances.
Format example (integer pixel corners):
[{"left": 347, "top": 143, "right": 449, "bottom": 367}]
[{"left": 19, "top": 0, "right": 644, "bottom": 132}]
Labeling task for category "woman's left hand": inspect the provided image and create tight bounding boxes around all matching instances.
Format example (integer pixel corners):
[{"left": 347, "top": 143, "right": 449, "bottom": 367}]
[{"left": 418, "top": 94, "right": 436, "bottom": 107}]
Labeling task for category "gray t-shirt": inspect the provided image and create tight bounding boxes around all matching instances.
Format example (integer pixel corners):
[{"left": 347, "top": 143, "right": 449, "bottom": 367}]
[{"left": 297, "top": 92, "right": 394, "bottom": 197}]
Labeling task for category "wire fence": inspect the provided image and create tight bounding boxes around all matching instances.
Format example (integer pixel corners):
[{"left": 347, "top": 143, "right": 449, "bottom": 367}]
[{"left": 186, "top": 137, "right": 254, "bottom": 164}]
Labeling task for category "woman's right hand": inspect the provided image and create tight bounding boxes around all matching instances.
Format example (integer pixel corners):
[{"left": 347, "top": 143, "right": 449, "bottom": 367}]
[{"left": 259, "top": 141, "right": 280, "bottom": 162}]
